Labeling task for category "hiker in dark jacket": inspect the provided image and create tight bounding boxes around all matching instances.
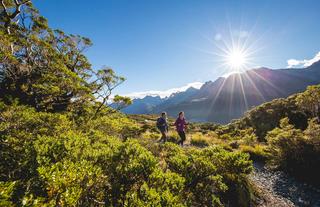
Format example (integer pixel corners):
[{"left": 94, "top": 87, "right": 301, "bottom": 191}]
[
  {"left": 156, "top": 112, "right": 169, "bottom": 143},
  {"left": 174, "top": 111, "right": 188, "bottom": 146}
]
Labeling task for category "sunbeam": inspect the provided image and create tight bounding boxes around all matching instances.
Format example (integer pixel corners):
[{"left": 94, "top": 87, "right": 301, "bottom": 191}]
[
  {"left": 201, "top": 24, "right": 278, "bottom": 119},
  {"left": 225, "top": 48, "right": 248, "bottom": 70}
]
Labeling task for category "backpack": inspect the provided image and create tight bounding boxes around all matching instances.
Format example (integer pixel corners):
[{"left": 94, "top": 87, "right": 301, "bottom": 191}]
[{"left": 156, "top": 117, "right": 166, "bottom": 130}]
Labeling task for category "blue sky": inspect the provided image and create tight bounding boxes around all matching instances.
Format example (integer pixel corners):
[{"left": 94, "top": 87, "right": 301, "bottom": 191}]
[{"left": 34, "top": 0, "right": 320, "bottom": 97}]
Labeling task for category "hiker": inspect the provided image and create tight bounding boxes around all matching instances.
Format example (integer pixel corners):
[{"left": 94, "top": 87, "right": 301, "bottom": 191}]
[
  {"left": 156, "top": 112, "right": 169, "bottom": 143},
  {"left": 174, "top": 111, "right": 188, "bottom": 146}
]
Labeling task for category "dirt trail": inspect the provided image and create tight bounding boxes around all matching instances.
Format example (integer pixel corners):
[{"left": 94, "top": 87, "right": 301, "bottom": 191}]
[{"left": 249, "top": 162, "right": 320, "bottom": 207}]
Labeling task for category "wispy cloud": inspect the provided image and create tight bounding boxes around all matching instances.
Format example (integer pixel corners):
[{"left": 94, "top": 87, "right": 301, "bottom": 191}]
[
  {"left": 124, "top": 82, "right": 203, "bottom": 99},
  {"left": 287, "top": 51, "right": 320, "bottom": 68}
]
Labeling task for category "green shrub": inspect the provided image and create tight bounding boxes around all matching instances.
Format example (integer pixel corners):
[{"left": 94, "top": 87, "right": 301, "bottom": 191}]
[
  {"left": 229, "top": 141, "right": 240, "bottom": 149},
  {"left": 190, "top": 132, "right": 211, "bottom": 147},
  {"left": 240, "top": 144, "right": 270, "bottom": 161},
  {"left": 142, "top": 131, "right": 161, "bottom": 140},
  {"left": 0, "top": 100, "right": 256, "bottom": 206},
  {"left": 159, "top": 143, "right": 253, "bottom": 206},
  {"left": 267, "top": 118, "right": 320, "bottom": 185},
  {"left": 167, "top": 131, "right": 181, "bottom": 143},
  {"left": 38, "top": 160, "right": 105, "bottom": 206}
]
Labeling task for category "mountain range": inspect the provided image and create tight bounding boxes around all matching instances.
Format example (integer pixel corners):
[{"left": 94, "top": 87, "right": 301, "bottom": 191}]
[{"left": 120, "top": 60, "right": 320, "bottom": 123}]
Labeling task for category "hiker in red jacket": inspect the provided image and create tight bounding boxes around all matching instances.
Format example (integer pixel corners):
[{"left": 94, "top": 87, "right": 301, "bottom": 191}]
[{"left": 174, "top": 111, "right": 188, "bottom": 146}]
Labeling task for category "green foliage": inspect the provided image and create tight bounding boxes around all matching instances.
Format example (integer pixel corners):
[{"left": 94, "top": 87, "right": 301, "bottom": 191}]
[
  {"left": 0, "top": 1, "right": 260, "bottom": 206},
  {"left": 142, "top": 131, "right": 161, "bottom": 140},
  {"left": 0, "top": 0, "right": 130, "bottom": 116},
  {"left": 296, "top": 85, "right": 320, "bottom": 119},
  {"left": 239, "top": 145, "right": 270, "bottom": 161},
  {"left": 0, "top": 102, "right": 134, "bottom": 205},
  {"left": 238, "top": 128, "right": 258, "bottom": 145},
  {"left": 229, "top": 96, "right": 308, "bottom": 141},
  {"left": 266, "top": 117, "right": 320, "bottom": 185},
  {"left": 267, "top": 117, "right": 305, "bottom": 165},
  {"left": 158, "top": 143, "right": 253, "bottom": 206},
  {"left": 112, "top": 95, "right": 133, "bottom": 110},
  {"left": 0, "top": 101, "right": 255, "bottom": 206},
  {"left": 38, "top": 160, "right": 105, "bottom": 206},
  {"left": 190, "top": 132, "right": 215, "bottom": 147},
  {"left": 87, "top": 113, "right": 141, "bottom": 140},
  {"left": 2, "top": 0, "right": 320, "bottom": 200},
  {"left": 0, "top": 181, "right": 16, "bottom": 206},
  {"left": 103, "top": 140, "right": 158, "bottom": 206},
  {"left": 197, "top": 122, "right": 220, "bottom": 132}
]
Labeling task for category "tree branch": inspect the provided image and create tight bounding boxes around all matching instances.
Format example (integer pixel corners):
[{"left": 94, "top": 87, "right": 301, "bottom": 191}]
[{"left": 1, "top": 0, "right": 9, "bottom": 16}]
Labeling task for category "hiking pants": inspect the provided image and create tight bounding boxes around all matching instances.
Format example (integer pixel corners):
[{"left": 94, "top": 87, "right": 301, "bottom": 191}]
[{"left": 178, "top": 131, "right": 186, "bottom": 145}]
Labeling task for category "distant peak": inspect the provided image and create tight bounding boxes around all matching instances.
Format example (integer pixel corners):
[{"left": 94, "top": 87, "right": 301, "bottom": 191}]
[
  {"left": 252, "top": 67, "right": 271, "bottom": 70},
  {"left": 203, "top": 80, "right": 214, "bottom": 85},
  {"left": 124, "top": 82, "right": 203, "bottom": 99},
  {"left": 144, "top": 95, "right": 161, "bottom": 99},
  {"left": 185, "top": 86, "right": 198, "bottom": 91},
  {"left": 136, "top": 95, "right": 162, "bottom": 101},
  {"left": 168, "top": 86, "right": 198, "bottom": 98}
]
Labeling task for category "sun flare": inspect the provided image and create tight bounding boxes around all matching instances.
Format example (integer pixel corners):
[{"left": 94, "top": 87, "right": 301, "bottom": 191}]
[
  {"left": 208, "top": 28, "right": 262, "bottom": 75},
  {"left": 226, "top": 49, "right": 247, "bottom": 69}
]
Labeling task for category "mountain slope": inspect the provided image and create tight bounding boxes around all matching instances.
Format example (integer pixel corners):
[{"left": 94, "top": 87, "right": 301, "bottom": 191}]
[
  {"left": 121, "top": 95, "right": 163, "bottom": 114},
  {"left": 153, "top": 87, "right": 199, "bottom": 113},
  {"left": 121, "top": 87, "right": 199, "bottom": 114},
  {"left": 163, "top": 61, "right": 320, "bottom": 123}
]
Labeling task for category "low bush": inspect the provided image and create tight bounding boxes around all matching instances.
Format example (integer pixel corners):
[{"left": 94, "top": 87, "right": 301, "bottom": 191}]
[
  {"left": 190, "top": 132, "right": 212, "bottom": 147},
  {"left": 142, "top": 131, "right": 161, "bottom": 140},
  {"left": 190, "top": 131, "right": 223, "bottom": 147},
  {"left": 158, "top": 143, "right": 253, "bottom": 206},
  {"left": 166, "top": 131, "right": 181, "bottom": 143},
  {"left": 0, "top": 102, "right": 254, "bottom": 206},
  {"left": 267, "top": 118, "right": 320, "bottom": 185},
  {"left": 240, "top": 144, "right": 270, "bottom": 161}
]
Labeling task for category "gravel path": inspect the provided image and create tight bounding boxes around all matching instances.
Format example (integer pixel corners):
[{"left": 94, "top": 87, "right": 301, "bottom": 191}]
[{"left": 249, "top": 162, "right": 320, "bottom": 207}]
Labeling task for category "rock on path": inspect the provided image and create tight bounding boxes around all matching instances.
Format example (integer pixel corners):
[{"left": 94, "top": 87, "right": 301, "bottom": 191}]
[{"left": 249, "top": 162, "right": 320, "bottom": 207}]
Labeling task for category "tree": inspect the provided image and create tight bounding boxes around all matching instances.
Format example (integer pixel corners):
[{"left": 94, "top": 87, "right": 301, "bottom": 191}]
[
  {"left": 0, "top": 0, "right": 128, "bottom": 114},
  {"left": 90, "top": 68, "right": 129, "bottom": 118},
  {"left": 1, "top": 0, "right": 31, "bottom": 52}
]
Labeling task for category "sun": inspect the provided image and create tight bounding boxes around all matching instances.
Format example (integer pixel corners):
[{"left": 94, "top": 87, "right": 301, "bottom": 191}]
[
  {"left": 206, "top": 27, "right": 263, "bottom": 76},
  {"left": 226, "top": 48, "right": 248, "bottom": 70}
]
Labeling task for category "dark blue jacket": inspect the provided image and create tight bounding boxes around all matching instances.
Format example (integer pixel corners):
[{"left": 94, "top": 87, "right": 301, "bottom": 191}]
[{"left": 156, "top": 117, "right": 168, "bottom": 132}]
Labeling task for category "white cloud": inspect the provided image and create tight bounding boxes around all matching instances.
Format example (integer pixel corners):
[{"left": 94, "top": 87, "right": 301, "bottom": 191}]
[
  {"left": 124, "top": 82, "right": 203, "bottom": 99},
  {"left": 287, "top": 51, "right": 320, "bottom": 68}
]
